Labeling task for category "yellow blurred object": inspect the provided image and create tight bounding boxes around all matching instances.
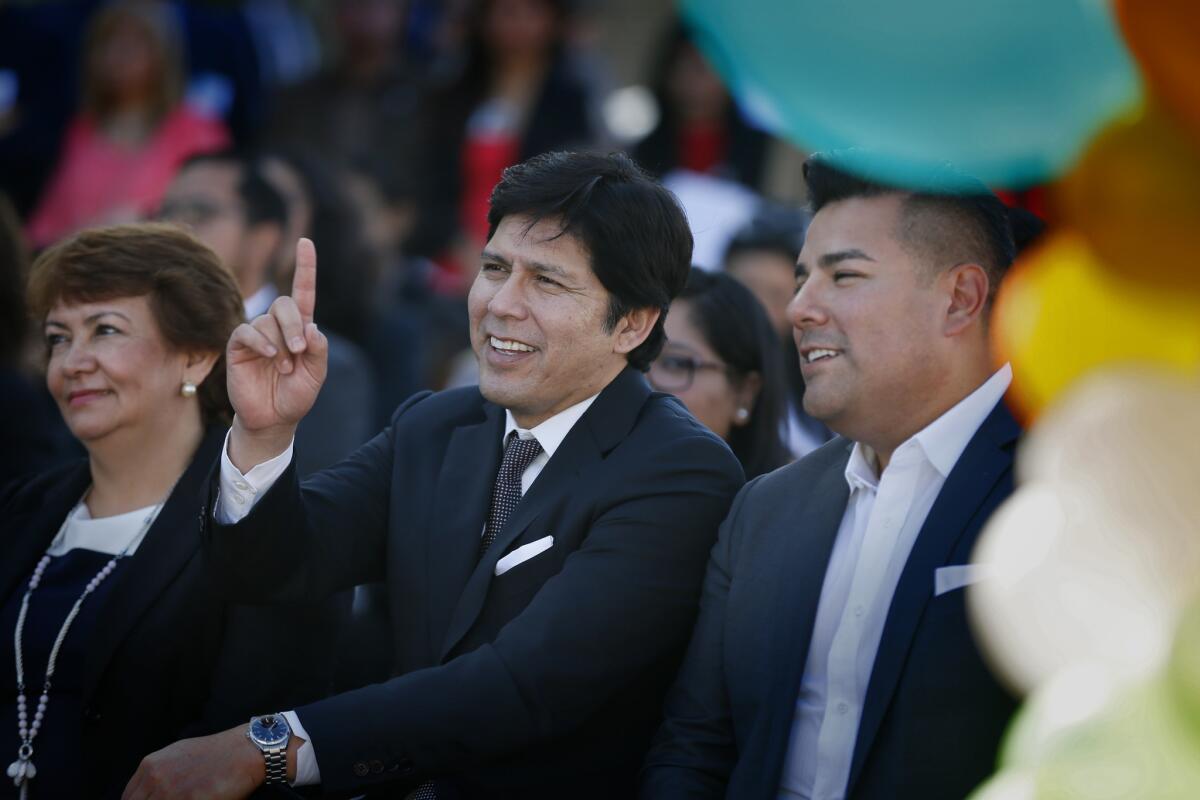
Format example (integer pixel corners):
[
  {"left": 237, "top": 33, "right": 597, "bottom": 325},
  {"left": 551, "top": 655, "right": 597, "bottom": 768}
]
[
  {"left": 1054, "top": 103, "right": 1200, "bottom": 295},
  {"left": 968, "top": 370, "right": 1200, "bottom": 694},
  {"left": 992, "top": 233, "right": 1200, "bottom": 422},
  {"left": 1115, "top": 0, "right": 1200, "bottom": 146}
]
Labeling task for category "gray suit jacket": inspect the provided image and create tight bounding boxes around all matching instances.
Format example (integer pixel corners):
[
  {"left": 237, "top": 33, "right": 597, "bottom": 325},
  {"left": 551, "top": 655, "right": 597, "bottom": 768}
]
[
  {"left": 295, "top": 332, "right": 376, "bottom": 476},
  {"left": 643, "top": 399, "right": 1021, "bottom": 800}
]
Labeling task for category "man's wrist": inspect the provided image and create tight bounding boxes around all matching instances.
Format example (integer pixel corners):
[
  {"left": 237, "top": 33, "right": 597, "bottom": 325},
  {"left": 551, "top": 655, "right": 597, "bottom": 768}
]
[
  {"left": 286, "top": 735, "right": 304, "bottom": 783},
  {"left": 235, "top": 725, "right": 268, "bottom": 787},
  {"left": 230, "top": 415, "right": 296, "bottom": 472}
]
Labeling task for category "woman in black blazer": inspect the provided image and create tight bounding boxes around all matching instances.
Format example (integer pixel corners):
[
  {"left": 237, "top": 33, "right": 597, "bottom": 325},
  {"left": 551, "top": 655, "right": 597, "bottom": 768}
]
[{"left": 1, "top": 224, "right": 342, "bottom": 798}]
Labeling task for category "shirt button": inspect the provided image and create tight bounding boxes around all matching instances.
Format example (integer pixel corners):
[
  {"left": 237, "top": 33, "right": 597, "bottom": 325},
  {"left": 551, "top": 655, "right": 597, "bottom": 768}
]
[
  {"left": 233, "top": 493, "right": 245, "bottom": 504},
  {"left": 352, "top": 761, "right": 370, "bottom": 777},
  {"left": 837, "top": 702, "right": 849, "bottom": 715},
  {"left": 854, "top": 606, "right": 864, "bottom": 618},
  {"left": 234, "top": 480, "right": 250, "bottom": 490}
]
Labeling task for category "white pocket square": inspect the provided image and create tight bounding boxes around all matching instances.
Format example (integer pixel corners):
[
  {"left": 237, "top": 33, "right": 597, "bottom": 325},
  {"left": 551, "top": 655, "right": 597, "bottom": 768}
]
[
  {"left": 495, "top": 536, "right": 554, "bottom": 576},
  {"left": 934, "top": 564, "right": 992, "bottom": 597}
]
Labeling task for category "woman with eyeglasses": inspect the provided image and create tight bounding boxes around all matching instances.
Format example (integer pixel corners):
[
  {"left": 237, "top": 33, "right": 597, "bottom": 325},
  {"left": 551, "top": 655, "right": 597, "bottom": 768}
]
[{"left": 648, "top": 268, "right": 791, "bottom": 478}]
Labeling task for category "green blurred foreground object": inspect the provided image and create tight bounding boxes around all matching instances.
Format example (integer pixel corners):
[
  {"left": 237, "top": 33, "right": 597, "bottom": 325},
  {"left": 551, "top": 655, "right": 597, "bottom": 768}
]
[
  {"left": 682, "top": 0, "right": 1139, "bottom": 188},
  {"left": 971, "top": 600, "right": 1200, "bottom": 800}
]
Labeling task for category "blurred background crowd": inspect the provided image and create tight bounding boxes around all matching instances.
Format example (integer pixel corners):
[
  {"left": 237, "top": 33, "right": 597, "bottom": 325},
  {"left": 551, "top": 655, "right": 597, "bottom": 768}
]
[
  {"left": 0, "top": 0, "right": 864, "bottom": 486},
  {"left": 3, "top": 0, "right": 1200, "bottom": 796}
]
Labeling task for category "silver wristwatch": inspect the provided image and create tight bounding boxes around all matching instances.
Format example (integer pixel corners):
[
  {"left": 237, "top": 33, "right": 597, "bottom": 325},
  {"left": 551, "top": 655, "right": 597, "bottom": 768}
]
[{"left": 247, "top": 713, "right": 292, "bottom": 785}]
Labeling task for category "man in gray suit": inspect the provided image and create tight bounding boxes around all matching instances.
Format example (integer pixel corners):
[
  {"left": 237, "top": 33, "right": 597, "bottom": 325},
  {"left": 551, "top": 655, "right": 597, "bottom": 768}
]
[
  {"left": 160, "top": 151, "right": 376, "bottom": 475},
  {"left": 643, "top": 155, "right": 1021, "bottom": 800}
]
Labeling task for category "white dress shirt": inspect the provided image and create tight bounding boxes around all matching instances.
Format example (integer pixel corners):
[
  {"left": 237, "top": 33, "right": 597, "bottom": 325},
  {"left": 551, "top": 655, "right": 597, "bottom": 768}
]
[
  {"left": 243, "top": 283, "right": 278, "bottom": 319},
  {"left": 216, "top": 393, "right": 598, "bottom": 786},
  {"left": 777, "top": 364, "right": 1012, "bottom": 800}
]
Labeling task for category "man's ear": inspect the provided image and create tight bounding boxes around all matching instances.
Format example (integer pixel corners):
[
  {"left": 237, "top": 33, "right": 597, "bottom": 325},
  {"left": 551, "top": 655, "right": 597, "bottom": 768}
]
[
  {"left": 941, "top": 262, "right": 989, "bottom": 337},
  {"left": 612, "top": 306, "right": 661, "bottom": 356}
]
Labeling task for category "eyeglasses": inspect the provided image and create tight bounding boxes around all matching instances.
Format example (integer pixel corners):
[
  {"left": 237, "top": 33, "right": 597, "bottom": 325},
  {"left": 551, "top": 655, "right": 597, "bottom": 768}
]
[
  {"left": 648, "top": 352, "right": 730, "bottom": 392},
  {"left": 157, "top": 199, "right": 240, "bottom": 227}
]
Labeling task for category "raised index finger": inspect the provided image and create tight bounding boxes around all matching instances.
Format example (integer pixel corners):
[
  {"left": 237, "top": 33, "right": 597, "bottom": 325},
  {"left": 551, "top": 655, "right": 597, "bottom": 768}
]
[{"left": 291, "top": 238, "right": 317, "bottom": 325}]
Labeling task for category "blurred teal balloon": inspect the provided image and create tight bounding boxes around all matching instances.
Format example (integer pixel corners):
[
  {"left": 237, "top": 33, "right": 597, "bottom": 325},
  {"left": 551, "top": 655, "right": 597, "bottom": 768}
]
[{"left": 683, "top": 0, "right": 1141, "bottom": 188}]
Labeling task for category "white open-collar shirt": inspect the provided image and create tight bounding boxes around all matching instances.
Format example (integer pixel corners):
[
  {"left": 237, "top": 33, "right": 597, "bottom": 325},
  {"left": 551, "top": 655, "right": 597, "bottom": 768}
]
[{"left": 778, "top": 364, "right": 1012, "bottom": 799}]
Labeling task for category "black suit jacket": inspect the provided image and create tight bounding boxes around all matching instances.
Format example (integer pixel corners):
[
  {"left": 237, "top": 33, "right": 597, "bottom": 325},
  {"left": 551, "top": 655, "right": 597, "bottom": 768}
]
[
  {"left": 203, "top": 367, "right": 745, "bottom": 798},
  {"left": 0, "top": 428, "right": 344, "bottom": 798},
  {"left": 642, "top": 399, "right": 1021, "bottom": 799}
]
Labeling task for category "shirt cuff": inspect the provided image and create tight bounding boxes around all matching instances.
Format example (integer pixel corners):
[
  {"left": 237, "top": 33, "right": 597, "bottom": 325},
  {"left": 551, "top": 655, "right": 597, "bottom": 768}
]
[
  {"left": 215, "top": 429, "right": 294, "bottom": 524},
  {"left": 282, "top": 710, "right": 321, "bottom": 786}
]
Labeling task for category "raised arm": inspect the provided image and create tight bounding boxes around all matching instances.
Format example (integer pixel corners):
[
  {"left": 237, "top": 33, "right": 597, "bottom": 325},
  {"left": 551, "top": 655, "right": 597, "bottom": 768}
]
[{"left": 226, "top": 238, "right": 328, "bottom": 470}]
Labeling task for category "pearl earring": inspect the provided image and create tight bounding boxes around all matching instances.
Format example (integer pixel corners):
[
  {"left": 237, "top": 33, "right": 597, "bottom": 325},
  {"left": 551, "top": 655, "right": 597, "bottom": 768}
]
[
  {"left": 735, "top": 408, "right": 750, "bottom": 423},
  {"left": 181, "top": 381, "right": 197, "bottom": 398}
]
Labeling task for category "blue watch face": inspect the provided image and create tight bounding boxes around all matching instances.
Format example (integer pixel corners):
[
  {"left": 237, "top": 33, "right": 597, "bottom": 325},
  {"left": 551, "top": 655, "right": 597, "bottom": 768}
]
[{"left": 251, "top": 715, "right": 290, "bottom": 747}]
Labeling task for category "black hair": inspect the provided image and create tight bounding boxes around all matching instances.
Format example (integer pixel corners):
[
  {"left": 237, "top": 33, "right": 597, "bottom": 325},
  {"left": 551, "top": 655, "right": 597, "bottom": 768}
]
[
  {"left": 676, "top": 268, "right": 790, "bottom": 478},
  {"left": 723, "top": 204, "right": 808, "bottom": 266},
  {"left": 803, "top": 154, "right": 1016, "bottom": 307},
  {"left": 181, "top": 150, "right": 287, "bottom": 229},
  {"left": 487, "top": 150, "right": 694, "bottom": 371}
]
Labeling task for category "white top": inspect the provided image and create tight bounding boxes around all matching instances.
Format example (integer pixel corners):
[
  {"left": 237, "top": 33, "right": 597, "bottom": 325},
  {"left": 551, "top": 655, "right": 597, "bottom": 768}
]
[
  {"left": 778, "top": 364, "right": 1012, "bottom": 799},
  {"left": 216, "top": 392, "right": 599, "bottom": 787},
  {"left": 47, "top": 501, "right": 160, "bottom": 558}
]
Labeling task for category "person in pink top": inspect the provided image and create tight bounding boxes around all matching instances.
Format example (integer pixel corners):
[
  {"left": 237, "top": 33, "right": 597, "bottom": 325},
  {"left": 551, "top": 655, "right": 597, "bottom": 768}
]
[{"left": 26, "top": 0, "right": 229, "bottom": 249}]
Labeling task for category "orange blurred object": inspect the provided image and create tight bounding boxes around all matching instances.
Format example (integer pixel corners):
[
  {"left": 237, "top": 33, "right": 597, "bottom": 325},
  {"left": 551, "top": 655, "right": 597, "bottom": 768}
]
[
  {"left": 1115, "top": 0, "right": 1200, "bottom": 144},
  {"left": 991, "top": 232, "right": 1200, "bottom": 423},
  {"left": 1054, "top": 102, "right": 1200, "bottom": 295}
]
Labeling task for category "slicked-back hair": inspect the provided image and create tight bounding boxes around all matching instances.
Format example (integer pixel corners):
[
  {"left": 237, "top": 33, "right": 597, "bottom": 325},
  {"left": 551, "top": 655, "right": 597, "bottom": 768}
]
[
  {"left": 486, "top": 151, "right": 694, "bottom": 371},
  {"left": 803, "top": 155, "right": 1016, "bottom": 309}
]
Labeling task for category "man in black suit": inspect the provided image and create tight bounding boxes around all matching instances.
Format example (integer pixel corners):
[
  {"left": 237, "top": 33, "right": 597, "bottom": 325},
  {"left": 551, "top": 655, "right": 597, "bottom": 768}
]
[
  {"left": 642, "top": 156, "right": 1021, "bottom": 799},
  {"left": 126, "top": 151, "right": 744, "bottom": 798}
]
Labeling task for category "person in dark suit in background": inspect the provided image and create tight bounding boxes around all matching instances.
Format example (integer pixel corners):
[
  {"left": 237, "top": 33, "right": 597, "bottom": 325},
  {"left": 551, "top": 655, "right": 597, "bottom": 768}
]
[
  {"left": 126, "top": 151, "right": 744, "bottom": 799},
  {"left": 643, "top": 155, "right": 1021, "bottom": 800},
  {"left": 0, "top": 224, "right": 340, "bottom": 799},
  {"left": 159, "top": 150, "right": 377, "bottom": 476}
]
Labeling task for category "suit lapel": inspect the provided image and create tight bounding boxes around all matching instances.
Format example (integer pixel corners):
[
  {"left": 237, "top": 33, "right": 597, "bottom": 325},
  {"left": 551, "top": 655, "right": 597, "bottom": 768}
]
[
  {"left": 846, "top": 401, "right": 1020, "bottom": 794},
  {"left": 82, "top": 428, "right": 225, "bottom": 702},
  {"left": 427, "top": 403, "right": 505, "bottom": 657},
  {"left": 0, "top": 465, "right": 91, "bottom": 606},
  {"left": 762, "top": 444, "right": 852, "bottom": 784},
  {"left": 438, "top": 368, "right": 649, "bottom": 661}
]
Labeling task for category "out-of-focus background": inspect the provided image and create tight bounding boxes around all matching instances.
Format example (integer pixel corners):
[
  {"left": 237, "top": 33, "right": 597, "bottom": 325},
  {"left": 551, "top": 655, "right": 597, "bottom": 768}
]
[{"left": 1, "top": 3, "right": 1199, "bottom": 794}]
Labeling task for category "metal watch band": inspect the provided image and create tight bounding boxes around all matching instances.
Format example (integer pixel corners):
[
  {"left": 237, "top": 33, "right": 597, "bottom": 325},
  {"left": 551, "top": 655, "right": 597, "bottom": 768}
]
[{"left": 263, "top": 745, "right": 288, "bottom": 785}]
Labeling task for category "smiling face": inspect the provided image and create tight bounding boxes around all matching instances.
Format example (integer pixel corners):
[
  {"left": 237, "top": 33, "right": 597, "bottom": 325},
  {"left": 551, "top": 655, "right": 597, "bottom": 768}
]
[
  {"left": 787, "top": 193, "right": 953, "bottom": 452},
  {"left": 44, "top": 295, "right": 198, "bottom": 447},
  {"left": 468, "top": 215, "right": 640, "bottom": 427}
]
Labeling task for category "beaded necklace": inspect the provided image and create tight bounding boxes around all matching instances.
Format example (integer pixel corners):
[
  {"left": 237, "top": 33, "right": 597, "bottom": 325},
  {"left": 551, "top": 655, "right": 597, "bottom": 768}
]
[{"left": 8, "top": 493, "right": 167, "bottom": 799}]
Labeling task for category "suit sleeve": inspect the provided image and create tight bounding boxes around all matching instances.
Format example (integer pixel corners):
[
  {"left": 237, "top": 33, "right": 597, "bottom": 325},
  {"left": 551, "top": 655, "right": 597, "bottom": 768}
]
[
  {"left": 639, "top": 478, "right": 754, "bottom": 798},
  {"left": 290, "top": 431, "right": 744, "bottom": 794},
  {"left": 179, "top": 596, "right": 349, "bottom": 738},
  {"left": 202, "top": 391, "right": 434, "bottom": 603}
]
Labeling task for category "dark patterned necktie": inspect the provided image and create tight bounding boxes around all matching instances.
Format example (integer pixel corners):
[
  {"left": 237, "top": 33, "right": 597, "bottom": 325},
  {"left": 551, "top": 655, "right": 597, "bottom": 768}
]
[
  {"left": 479, "top": 432, "right": 543, "bottom": 558},
  {"left": 411, "top": 433, "right": 542, "bottom": 800}
]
